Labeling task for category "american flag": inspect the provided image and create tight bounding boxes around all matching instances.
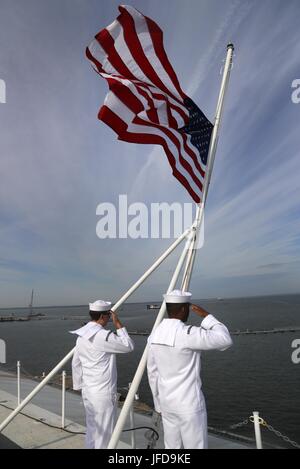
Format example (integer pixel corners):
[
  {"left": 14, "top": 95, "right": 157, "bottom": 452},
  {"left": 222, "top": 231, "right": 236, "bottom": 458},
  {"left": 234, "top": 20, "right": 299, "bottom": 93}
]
[{"left": 86, "top": 5, "right": 213, "bottom": 203}]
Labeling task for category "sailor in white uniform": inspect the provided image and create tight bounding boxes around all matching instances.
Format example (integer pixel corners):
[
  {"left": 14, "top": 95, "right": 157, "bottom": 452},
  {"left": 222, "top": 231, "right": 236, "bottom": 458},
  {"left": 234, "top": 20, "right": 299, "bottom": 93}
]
[
  {"left": 70, "top": 300, "right": 134, "bottom": 449},
  {"left": 147, "top": 290, "right": 232, "bottom": 449}
]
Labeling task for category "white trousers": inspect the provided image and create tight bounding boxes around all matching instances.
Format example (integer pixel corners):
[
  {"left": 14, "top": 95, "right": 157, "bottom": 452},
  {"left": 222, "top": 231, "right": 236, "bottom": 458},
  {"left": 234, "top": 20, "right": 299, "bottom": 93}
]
[
  {"left": 162, "top": 409, "right": 208, "bottom": 449},
  {"left": 82, "top": 389, "right": 117, "bottom": 449}
]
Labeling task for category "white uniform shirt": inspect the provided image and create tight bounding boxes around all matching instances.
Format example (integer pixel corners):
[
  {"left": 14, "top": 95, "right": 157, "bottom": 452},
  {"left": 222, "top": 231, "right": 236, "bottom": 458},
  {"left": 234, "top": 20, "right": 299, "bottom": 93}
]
[
  {"left": 147, "top": 314, "right": 232, "bottom": 414},
  {"left": 71, "top": 322, "right": 134, "bottom": 394}
]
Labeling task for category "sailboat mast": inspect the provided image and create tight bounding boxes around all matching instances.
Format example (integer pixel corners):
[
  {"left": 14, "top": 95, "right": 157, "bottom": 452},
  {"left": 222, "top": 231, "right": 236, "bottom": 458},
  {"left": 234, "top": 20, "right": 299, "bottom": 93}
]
[{"left": 29, "top": 289, "right": 34, "bottom": 316}]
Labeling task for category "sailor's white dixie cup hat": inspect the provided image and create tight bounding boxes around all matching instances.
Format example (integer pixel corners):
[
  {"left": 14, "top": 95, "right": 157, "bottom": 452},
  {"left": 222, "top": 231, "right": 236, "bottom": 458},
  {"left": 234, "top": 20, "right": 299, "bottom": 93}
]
[
  {"left": 89, "top": 300, "right": 112, "bottom": 312},
  {"left": 163, "top": 289, "right": 192, "bottom": 303}
]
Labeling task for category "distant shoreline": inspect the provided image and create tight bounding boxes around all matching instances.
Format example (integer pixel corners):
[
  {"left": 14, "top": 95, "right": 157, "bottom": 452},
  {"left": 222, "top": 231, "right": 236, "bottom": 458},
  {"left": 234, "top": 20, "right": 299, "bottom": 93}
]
[{"left": 1, "top": 292, "right": 300, "bottom": 311}]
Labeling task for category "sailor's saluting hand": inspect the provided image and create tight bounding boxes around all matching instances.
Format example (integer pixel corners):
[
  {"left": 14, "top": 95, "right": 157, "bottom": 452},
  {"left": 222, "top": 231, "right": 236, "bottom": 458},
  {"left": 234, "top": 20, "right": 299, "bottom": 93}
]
[
  {"left": 191, "top": 303, "right": 209, "bottom": 318},
  {"left": 110, "top": 311, "right": 123, "bottom": 329}
]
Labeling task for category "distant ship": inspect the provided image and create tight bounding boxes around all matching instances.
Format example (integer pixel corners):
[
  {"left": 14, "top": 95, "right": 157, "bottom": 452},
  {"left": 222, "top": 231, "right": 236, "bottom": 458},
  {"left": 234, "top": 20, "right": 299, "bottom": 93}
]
[{"left": 147, "top": 304, "right": 160, "bottom": 310}]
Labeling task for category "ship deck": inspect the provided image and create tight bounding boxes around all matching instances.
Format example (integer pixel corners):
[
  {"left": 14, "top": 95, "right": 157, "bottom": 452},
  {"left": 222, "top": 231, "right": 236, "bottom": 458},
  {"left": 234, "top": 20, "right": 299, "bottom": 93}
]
[{"left": 0, "top": 371, "right": 253, "bottom": 449}]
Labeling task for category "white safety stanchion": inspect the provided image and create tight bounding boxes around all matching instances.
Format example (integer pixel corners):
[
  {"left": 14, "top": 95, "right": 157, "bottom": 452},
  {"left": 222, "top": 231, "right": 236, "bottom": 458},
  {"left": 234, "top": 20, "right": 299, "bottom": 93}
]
[
  {"left": 17, "top": 361, "right": 21, "bottom": 406},
  {"left": 62, "top": 370, "right": 66, "bottom": 429},
  {"left": 252, "top": 411, "right": 263, "bottom": 449},
  {"left": 128, "top": 382, "right": 136, "bottom": 449}
]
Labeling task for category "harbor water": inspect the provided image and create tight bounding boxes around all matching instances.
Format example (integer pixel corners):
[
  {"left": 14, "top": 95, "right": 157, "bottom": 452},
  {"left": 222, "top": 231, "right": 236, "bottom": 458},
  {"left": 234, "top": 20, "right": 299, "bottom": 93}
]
[{"left": 0, "top": 294, "right": 299, "bottom": 448}]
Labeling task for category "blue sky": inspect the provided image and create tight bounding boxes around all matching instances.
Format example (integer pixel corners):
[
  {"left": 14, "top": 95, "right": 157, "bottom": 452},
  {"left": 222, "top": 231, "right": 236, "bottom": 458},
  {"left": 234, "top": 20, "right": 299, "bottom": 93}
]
[{"left": 0, "top": 0, "right": 299, "bottom": 307}]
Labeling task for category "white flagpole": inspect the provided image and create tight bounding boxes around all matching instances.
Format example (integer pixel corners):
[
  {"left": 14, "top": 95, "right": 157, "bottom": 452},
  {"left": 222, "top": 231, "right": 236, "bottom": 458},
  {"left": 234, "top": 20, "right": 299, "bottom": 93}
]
[
  {"left": 181, "top": 43, "right": 234, "bottom": 291},
  {"left": 108, "top": 43, "right": 235, "bottom": 449},
  {"left": 0, "top": 45, "right": 234, "bottom": 443}
]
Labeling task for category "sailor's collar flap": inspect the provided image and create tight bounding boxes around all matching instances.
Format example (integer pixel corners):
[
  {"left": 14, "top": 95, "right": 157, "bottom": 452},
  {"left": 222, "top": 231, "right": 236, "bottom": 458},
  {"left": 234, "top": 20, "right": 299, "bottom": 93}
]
[
  {"left": 69, "top": 321, "right": 102, "bottom": 340},
  {"left": 150, "top": 319, "right": 181, "bottom": 347}
]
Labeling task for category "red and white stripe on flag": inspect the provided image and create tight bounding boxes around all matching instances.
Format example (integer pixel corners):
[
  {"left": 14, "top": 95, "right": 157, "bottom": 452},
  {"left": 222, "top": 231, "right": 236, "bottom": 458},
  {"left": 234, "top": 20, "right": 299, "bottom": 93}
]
[{"left": 86, "top": 5, "right": 213, "bottom": 203}]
